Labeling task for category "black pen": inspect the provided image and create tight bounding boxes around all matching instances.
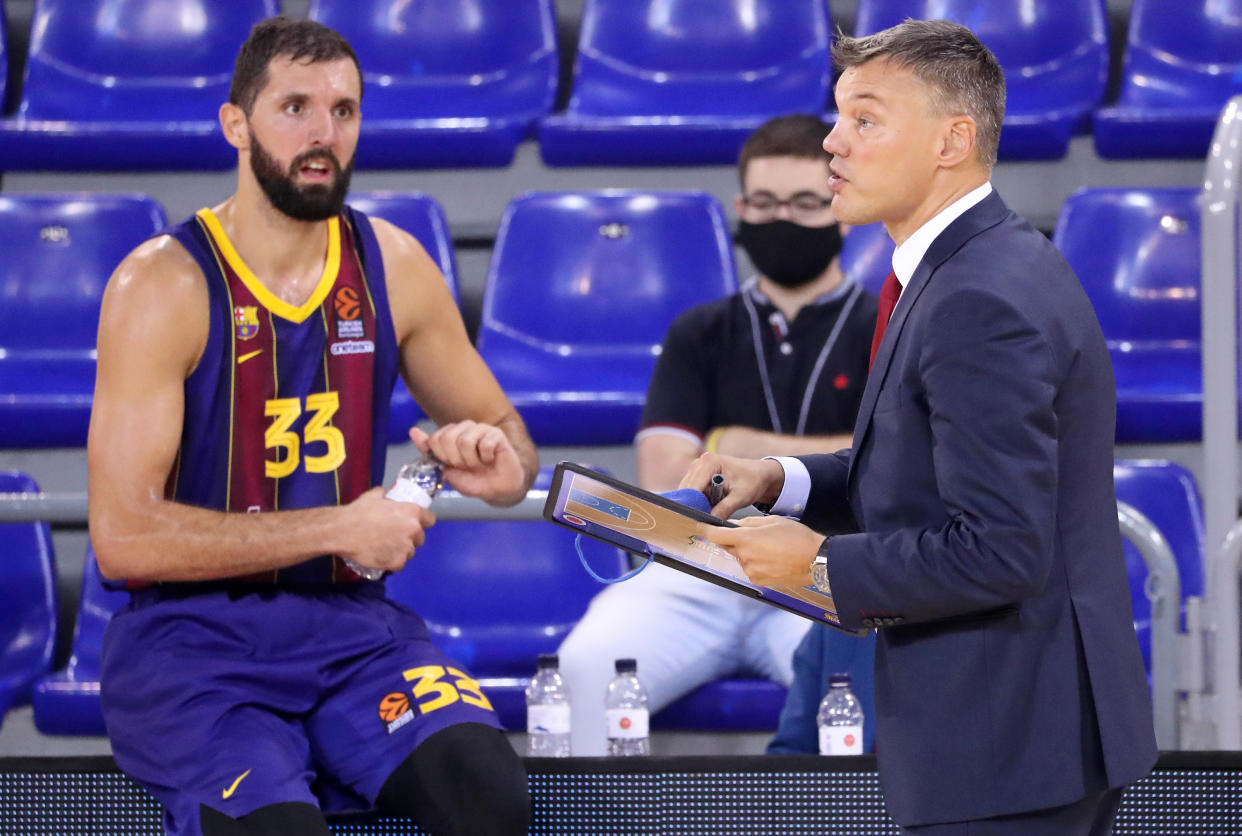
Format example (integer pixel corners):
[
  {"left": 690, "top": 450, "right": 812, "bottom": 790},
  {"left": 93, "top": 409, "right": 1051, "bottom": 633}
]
[{"left": 707, "top": 473, "right": 726, "bottom": 507}]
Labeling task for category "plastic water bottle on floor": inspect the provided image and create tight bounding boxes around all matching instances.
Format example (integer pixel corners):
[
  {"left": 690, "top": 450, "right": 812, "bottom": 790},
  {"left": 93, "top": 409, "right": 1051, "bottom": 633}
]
[
  {"left": 345, "top": 454, "right": 444, "bottom": 581},
  {"left": 605, "top": 658, "right": 650, "bottom": 756},
  {"left": 817, "top": 673, "right": 864, "bottom": 755},
  {"left": 526, "top": 654, "right": 572, "bottom": 757}
]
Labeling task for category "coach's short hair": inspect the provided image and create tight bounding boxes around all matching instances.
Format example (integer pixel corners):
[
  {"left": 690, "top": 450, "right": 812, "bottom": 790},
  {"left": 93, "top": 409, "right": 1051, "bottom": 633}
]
[
  {"left": 229, "top": 16, "right": 362, "bottom": 115},
  {"left": 831, "top": 19, "right": 1005, "bottom": 168},
  {"left": 737, "top": 114, "right": 834, "bottom": 186}
]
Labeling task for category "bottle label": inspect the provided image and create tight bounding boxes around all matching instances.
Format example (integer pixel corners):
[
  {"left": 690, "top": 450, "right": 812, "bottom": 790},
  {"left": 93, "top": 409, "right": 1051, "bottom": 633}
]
[
  {"left": 605, "top": 708, "right": 649, "bottom": 739},
  {"left": 819, "top": 724, "right": 863, "bottom": 755},
  {"left": 527, "top": 704, "right": 571, "bottom": 735},
  {"left": 386, "top": 479, "right": 433, "bottom": 508}
]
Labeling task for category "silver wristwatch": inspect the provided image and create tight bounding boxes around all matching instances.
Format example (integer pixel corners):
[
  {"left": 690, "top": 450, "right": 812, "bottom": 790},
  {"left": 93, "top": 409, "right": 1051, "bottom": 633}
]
[{"left": 810, "top": 538, "right": 832, "bottom": 594}]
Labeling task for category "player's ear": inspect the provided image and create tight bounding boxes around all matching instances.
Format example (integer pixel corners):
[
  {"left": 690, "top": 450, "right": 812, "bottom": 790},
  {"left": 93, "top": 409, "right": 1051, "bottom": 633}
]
[{"left": 219, "top": 102, "right": 249, "bottom": 151}]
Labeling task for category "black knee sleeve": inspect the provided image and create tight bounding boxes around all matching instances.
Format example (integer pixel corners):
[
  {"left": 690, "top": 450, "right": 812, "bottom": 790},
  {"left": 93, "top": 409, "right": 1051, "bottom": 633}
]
[
  {"left": 377, "top": 722, "right": 530, "bottom": 836},
  {"left": 199, "top": 801, "right": 331, "bottom": 836}
]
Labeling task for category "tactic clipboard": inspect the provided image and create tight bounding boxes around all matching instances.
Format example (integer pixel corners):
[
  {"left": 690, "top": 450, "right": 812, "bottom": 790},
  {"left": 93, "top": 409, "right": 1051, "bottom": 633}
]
[{"left": 543, "top": 461, "right": 867, "bottom": 634}]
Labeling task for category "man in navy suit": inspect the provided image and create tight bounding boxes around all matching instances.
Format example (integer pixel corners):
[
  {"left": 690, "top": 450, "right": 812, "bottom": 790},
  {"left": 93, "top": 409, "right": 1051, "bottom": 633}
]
[{"left": 687, "top": 20, "right": 1156, "bottom": 834}]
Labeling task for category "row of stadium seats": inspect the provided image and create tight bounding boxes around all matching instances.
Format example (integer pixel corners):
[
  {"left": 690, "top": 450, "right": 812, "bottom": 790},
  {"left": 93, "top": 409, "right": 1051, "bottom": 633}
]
[
  {"left": 0, "top": 185, "right": 1220, "bottom": 449},
  {"left": 0, "top": 0, "right": 1240, "bottom": 168},
  {"left": 0, "top": 459, "right": 1206, "bottom": 737}
]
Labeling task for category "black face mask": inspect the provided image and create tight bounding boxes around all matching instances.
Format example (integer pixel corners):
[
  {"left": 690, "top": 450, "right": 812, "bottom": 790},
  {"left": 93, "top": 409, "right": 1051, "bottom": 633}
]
[{"left": 735, "top": 219, "right": 844, "bottom": 288}]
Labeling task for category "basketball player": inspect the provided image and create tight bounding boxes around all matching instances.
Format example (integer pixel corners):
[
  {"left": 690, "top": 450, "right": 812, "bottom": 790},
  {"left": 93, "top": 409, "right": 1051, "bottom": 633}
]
[{"left": 87, "top": 18, "right": 537, "bottom": 836}]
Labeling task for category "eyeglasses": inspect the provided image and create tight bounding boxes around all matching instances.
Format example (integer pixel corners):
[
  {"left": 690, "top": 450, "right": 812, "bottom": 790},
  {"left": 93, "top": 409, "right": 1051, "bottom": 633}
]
[{"left": 741, "top": 191, "right": 834, "bottom": 223}]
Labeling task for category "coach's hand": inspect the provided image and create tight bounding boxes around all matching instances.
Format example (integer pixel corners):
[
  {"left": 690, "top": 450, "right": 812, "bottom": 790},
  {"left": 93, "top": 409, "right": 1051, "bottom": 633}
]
[
  {"left": 700, "top": 515, "right": 823, "bottom": 588},
  {"left": 679, "top": 453, "right": 786, "bottom": 519}
]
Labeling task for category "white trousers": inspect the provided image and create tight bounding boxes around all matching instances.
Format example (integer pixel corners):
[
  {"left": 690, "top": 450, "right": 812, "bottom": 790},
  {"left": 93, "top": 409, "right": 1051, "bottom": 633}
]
[{"left": 556, "top": 561, "right": 812, "bottom": 755}]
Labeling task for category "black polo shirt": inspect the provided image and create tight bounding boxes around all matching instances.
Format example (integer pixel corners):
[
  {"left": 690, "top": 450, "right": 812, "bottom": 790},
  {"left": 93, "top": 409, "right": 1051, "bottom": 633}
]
[{"left": 640, "top": 278, "right": 880, "bottom": 441}]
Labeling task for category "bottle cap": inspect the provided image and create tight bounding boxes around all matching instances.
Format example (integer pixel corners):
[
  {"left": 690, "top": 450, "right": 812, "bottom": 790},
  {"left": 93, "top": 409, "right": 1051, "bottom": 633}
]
[
  {"left": 537, "top": 653, "right": 559, "bottom": 670},
  {"left": 828, "top": 673, "right": 852, "bottom": 687},
  {"left": 615, "top": 658, "right": 637, "bottom": 674}
]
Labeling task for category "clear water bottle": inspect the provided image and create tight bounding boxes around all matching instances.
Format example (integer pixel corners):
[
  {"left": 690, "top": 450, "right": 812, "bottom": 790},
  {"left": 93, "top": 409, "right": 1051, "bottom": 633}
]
[
  {"left": 817, "top": 673, "right": 864, "bottom": 755},
  {"left": 525, "top": 654, "right": 572, "bottom": 757},
  {"left": 345, "top": 454, "right": 445, "bottom": 581},
  {"left": 605, "top": 658, "right": 650, "bottom": 756}
]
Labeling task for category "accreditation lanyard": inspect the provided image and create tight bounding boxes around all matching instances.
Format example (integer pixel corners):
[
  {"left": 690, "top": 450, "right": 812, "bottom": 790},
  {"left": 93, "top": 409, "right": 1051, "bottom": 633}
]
[{"left": 740, "top": 279, "right": 863, "bottom": 437}]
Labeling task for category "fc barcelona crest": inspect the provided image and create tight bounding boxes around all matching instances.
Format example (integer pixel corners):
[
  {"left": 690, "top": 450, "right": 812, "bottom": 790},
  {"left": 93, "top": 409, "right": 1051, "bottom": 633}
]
[{"left": 234, "top": 306, "right": 260, "bottom": 341}]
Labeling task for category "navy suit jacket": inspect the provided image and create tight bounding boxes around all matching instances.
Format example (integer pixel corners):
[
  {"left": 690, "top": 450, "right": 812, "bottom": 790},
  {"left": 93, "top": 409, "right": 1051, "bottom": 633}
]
[{"left": 796, "top": 192, "right": 1157, "bottom": 826}]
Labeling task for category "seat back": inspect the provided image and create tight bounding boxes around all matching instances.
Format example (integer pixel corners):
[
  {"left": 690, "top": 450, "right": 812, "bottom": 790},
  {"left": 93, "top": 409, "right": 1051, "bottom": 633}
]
[
  {"left": 1113, "top": 460, "right": 1206, "bottom": 677},
  {"left": 17, "top": 0, "right": 276, "bottom": 121},
  {"left": 839, "top": 221, "right": 894, "bottom": 297},
  {"left": 568, "top": 0, "right": 831, "bottom": 116},
  {"left": 1054, "top": 187, "right": 1200, "bottom": 350},
  {"left": 0, "top": 193, "right": 167, "bottom": 355},
  {"left": 0, "top": 471, "right": 57, "bottom": 714},
  {"left": 1, "top": 3, "right": 8, "bottom": 109},
  {"left": 384, "top": 468, "right": 628, "bottom": 677},
  {"left": 308, "top": 0, "right": 558, "bottom": 121},
  {"left": 347, "top": 192, "right": 459, "bottom": 300},
  {"left": 476, "top": 190, "right": 737, "bottom": 442},
  {"left": 1118, "top": 0, "right": 1242, "bottom": 108},
  {"left": 853, "top": 0, "right": 1107, "bottom": 117}
]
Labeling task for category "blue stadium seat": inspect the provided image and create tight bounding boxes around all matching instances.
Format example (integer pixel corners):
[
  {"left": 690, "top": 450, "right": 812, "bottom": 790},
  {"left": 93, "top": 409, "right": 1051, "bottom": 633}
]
[
  {"left": 539, "top": 0, "right": 833, "bottom": 166},
  {"left": 0, "top": 0, "right": 276, "bottom": 170},
  {"left": 308, "top": 0, "right": 558, "bottom": 168},
  {"left": 0, "top": 471, "right": 57, "bottom": 731},
  {"left": 1113, "top": 460, "right": 1206, "bottom": 681},
  {"left": 0, "top": 194, "right": 167, "bottom": 448},
  {"left": 1053, "top": 187, "right": 1211, "bottom": 443},
  {"left": 32, "top": 545, "right": 128, "bottom": 735},
  {"left": 476, "top": 190, "right": 738, "bottom": 444},
  {"left": 840, "top": 221, "right": 894, "bottom": 297},
  {"left": 347, "top": 192, "right": 460, "bottom": 443},
  {"left": 853, "top": 0, "right": 1108, "bottom": 160},
  {"left": 384, "top": 467, "right": 629, "bottom": 728},
  {"left": 1095, "top": 0, "right": 1242, "bottom": 159}
]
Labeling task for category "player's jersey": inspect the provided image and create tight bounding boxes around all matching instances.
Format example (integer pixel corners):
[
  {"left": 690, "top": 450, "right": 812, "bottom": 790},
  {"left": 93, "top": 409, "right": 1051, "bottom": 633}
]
[{"left": 152, "top": 206, "right": 399, "bottom": 586}]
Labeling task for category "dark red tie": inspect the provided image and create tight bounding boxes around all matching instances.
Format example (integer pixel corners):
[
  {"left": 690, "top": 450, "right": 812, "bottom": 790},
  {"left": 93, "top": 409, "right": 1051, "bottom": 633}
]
[{"left": 869, "top": 271, "right": 902, "bottom": 370}]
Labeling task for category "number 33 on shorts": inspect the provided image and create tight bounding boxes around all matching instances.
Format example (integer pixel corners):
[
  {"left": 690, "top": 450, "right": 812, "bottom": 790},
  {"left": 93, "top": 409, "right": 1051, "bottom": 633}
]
[{"left": 382, "top": 665, "right": 494, "bottom": 723}]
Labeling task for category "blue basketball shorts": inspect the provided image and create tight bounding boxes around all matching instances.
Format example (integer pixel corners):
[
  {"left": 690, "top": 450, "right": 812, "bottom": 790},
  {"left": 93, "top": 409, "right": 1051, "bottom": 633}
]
[{"left": 100, "top": 583, "right": 503, "bottom": 835}]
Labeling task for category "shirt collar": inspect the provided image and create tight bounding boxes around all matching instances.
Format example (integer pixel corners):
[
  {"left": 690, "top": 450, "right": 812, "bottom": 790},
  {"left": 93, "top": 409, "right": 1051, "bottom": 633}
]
[
  {"left": 891, "top": 182, "right": 993, "bottom": 287},
  {"left": 743, "top": 274, "right": 857, "bottom": 308}
]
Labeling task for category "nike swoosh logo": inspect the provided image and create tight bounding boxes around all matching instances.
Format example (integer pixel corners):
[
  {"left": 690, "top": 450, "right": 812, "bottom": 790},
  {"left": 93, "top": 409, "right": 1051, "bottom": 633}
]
[
  {"left": 222, "top": 769, "right": 252, "bottom": 799},
  {"left": 237, "top": 350, "right": 263, "bottom": 365}
]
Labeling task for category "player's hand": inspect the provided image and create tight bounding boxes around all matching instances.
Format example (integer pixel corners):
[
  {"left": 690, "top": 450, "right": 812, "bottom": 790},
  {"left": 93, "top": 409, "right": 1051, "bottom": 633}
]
[
  {"left": 339, "top": 487, "right": 436, "bottom": 574},
  {"left": 699, "top": 515, "right": 824, "bottom": 587},
  {"left": 679, "top": 453, "right": 785, "bottom": 519},
  {"left": 410, "top": 422, "right": 525, "bottom": 503}
]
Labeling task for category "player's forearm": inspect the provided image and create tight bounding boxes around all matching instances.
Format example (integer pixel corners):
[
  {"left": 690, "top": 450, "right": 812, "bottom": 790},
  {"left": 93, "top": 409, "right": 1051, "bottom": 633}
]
[
  {"left": 713, "top": 427, "right": 853, "bottom": 459},
  {"left": 91, "top": 498, "right": 354, "bottom": 582},
  {"left": 488, "top": 411, "right": 539, "bottom": 506}
]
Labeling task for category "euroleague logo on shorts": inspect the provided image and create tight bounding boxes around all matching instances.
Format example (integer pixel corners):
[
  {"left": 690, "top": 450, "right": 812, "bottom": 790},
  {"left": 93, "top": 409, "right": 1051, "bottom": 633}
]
[
  {"left": 378, "top": 692, "right": 415, "bottom": 734},
  {"left": 335, "top": 287, "right": 365, "bottom": 340}
]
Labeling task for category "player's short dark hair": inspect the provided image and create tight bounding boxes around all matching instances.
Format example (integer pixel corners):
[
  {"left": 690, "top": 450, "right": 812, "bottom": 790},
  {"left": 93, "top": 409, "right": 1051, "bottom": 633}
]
[
  {"left": 737, "top": 114, "right": 834, "bottom": 187},
  {"left": 229, "top": 17, "right": 362, "bottom": 115},
  {"left": 831, "top": 19, "right": 1005, "bottom": 168}
]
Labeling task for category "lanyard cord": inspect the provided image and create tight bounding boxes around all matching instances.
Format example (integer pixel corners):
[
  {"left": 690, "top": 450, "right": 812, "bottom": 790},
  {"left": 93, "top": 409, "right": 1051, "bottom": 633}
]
[{"left": 741, "top": 282, "right": 863, "bottom": 436}]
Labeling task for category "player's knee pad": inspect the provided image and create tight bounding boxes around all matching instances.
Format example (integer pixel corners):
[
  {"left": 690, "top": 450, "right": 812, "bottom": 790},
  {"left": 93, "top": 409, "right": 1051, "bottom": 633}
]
[
  {"left": 199, "top": 801, "right": 331, "bottom": 836},
  {"left": 377, "top": 722, "right": 530, "bottom": 836}
]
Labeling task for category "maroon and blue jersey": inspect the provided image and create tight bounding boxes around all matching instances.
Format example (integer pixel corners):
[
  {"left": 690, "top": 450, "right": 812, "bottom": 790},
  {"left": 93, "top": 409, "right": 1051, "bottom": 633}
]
[{"left": 157, "top": 206, "right": 399, "bottom": 585}]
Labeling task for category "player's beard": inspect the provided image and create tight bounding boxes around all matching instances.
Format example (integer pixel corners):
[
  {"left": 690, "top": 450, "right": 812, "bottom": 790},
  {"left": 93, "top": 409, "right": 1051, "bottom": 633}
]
[{"left": 248, "top": 129, "right": 354, "bottom": 222}]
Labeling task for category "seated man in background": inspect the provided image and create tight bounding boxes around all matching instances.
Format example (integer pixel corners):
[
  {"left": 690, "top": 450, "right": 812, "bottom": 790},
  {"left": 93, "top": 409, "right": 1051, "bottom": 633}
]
[{"left": 559, "top": 114, "right": 879, "bottom": 755}]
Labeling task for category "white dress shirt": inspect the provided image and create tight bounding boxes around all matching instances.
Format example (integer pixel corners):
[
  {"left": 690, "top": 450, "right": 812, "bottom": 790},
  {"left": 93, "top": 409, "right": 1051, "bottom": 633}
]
[{"left": 766, "top": 181, "right": 994, "bottom": 516}]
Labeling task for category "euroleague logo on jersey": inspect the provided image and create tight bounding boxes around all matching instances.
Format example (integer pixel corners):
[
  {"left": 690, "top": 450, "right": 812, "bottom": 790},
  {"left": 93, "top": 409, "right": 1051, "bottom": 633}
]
[
  {"left": 378, "top": 692, "right": 414, "bottom": 734},
  {"left": 335, "top": 287, "right": 365, "bottom": 341}
]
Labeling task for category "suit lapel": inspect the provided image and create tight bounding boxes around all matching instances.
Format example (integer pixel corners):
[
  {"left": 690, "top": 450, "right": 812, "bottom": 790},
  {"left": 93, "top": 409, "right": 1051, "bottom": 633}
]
[{"left": 847, "top": 192, "right": 1012, "bottom": 487}]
